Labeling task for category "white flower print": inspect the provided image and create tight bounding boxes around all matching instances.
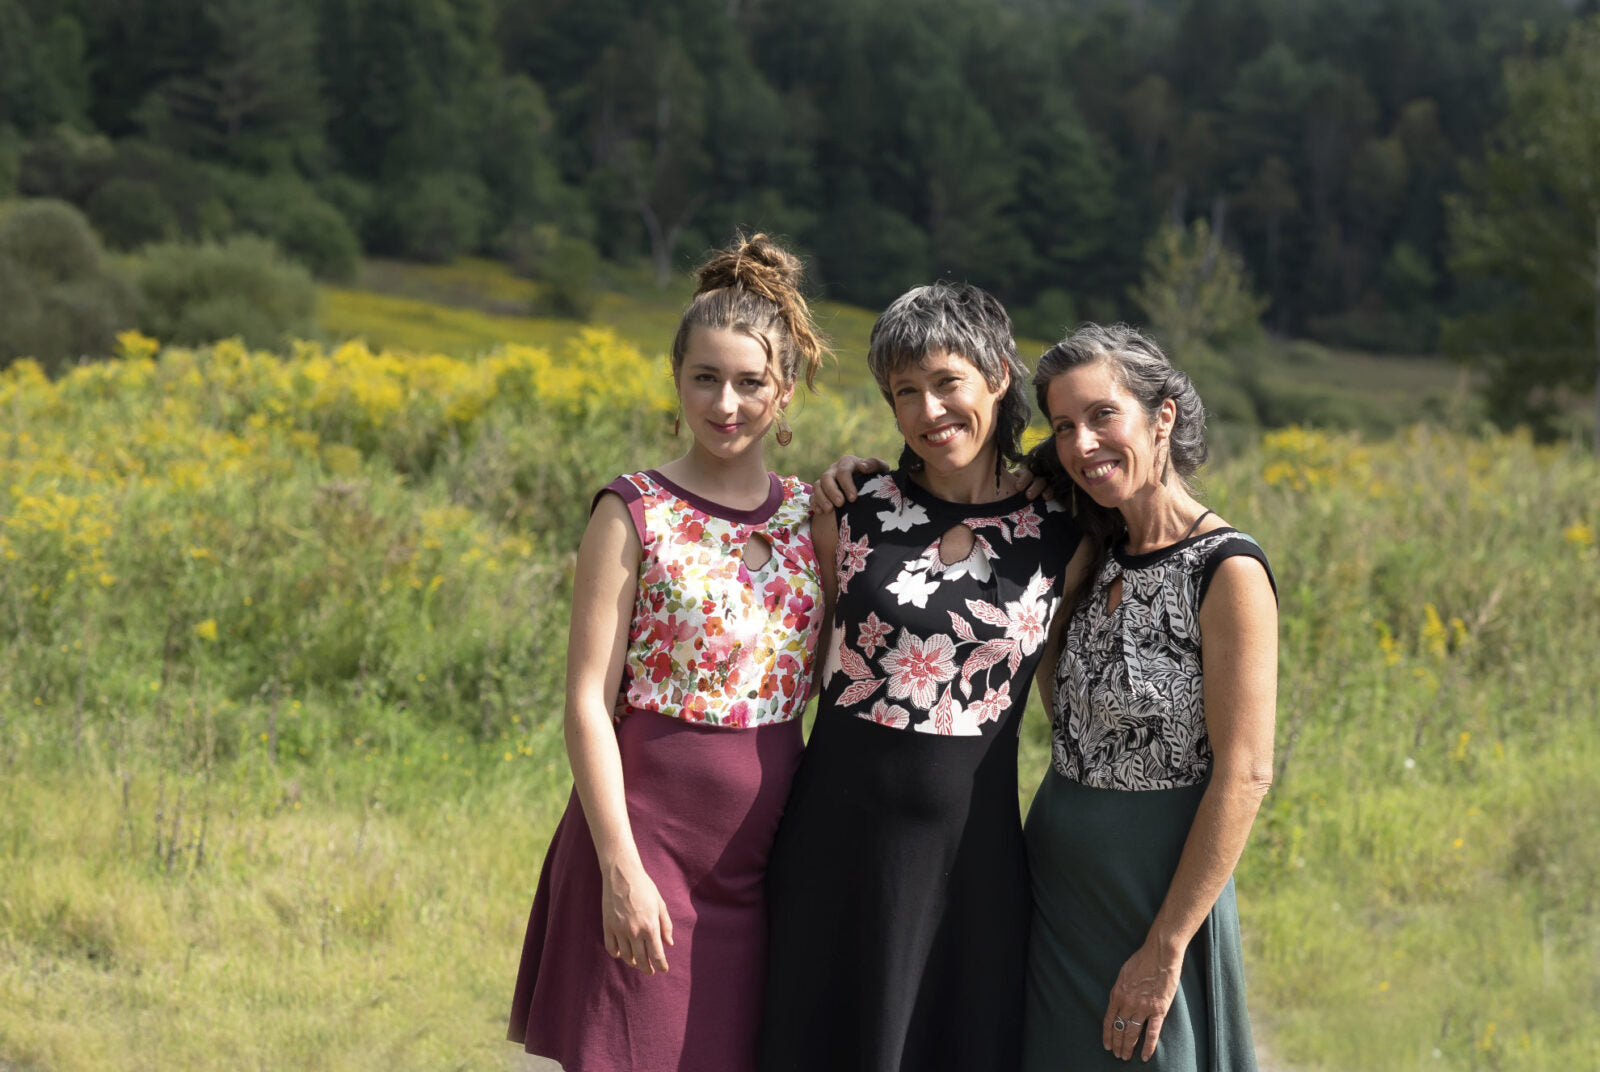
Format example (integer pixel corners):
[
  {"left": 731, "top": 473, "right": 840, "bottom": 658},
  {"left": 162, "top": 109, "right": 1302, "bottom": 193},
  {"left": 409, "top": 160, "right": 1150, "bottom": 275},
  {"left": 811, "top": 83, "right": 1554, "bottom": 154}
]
[
  {"left": 865, "top": 700, "right": 912, "bottom": 728},
  {"left": 941, "top": 548, "right": 993, "bottom": 583},
  {"left": 881, "top": 630, "right": 958, "bottom": 709},
  {"left": 863, "top": 474, "right": 902, "bottom": 505},
  {"left": 834, "top": 630, "right": 885, "bottom": 706},
  {"left": 967, "top": 680, "right": 1012, "bottom": 725},
  {"left": 835, "top": 515, "right": 870, "bottom": 593},
  {"left": 856, "top": 612, "right": 892, "bottom": 657},
  {"left": 864, "top": 475, "right": 930, "bottom": 532},
  {"left": 1009, "top": 504, "right": 1042, "bottom": 540},
  {"left": 879, "top": 504, "right": 930, "bottom": 532},
  {"left": 886, "top": 565, "right": 940, "bottom": 608},
  {"left": 936, "top": 533, "right": 997, "bottom": 583},
  {"left": 1007, "top": 599, "right": 1048, "bottom": 654},
  {"left": 914, "top": 685, "right": 980, "bottom": 736}
]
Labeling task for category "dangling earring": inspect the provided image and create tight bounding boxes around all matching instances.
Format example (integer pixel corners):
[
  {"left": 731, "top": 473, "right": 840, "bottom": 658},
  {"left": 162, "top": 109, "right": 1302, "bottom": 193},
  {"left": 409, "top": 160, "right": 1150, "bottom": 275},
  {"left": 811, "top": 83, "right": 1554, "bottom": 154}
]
[
  {"left": 774, "top": 412, "right": 793, "bottom": 447},
  {"left": 672, "top": 411, "right": 681, "bottom": 437},
  {"left": 1160, "top": 442, "right": 1171, "bottom": 484}
]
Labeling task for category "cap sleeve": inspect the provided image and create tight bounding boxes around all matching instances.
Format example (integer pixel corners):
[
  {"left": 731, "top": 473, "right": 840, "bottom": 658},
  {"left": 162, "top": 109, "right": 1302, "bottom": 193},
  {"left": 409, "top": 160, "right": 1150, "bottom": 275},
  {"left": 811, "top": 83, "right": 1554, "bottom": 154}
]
[
  {"left": 593, "top": 475, "right": 647, "bottom": 545},
  {"left": 1198, "top": 534, "right": 1276, "bottom": 607}
]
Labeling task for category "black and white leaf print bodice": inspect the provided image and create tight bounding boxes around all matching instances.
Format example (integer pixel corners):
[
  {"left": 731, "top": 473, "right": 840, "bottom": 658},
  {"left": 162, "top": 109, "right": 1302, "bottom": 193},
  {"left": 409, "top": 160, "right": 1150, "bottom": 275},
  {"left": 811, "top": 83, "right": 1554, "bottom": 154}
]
[
  {"left": 1051, "top": 528, "right": 1274, "bottom": 790},
  {"left": 820, "top": 472, "right": 1080, "bottom": 737}
]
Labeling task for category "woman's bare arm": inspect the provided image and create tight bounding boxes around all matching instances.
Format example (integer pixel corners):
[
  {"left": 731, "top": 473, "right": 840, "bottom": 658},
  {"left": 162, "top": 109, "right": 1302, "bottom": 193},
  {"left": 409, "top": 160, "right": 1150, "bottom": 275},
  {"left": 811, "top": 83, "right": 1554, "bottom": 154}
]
[
  {"left": 1102, "top": 554, "right": 1278, "bottom": 1061},
  {"left": 562, "top": 492, "right": 674, "bottom": 975}
]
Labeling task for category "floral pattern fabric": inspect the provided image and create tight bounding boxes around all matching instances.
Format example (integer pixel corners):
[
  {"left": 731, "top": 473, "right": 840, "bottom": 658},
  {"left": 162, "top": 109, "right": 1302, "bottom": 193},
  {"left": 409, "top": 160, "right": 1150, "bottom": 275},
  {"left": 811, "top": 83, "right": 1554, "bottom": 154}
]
[
  {"left": 609, "top": 470, "right": 822, "bottom": 729},
  {"left": 820, "top": 472, "right": 1078, "bottom": 737},
  {"left": 1050, "top": 529, "right": 1274, "bottom": 789}
]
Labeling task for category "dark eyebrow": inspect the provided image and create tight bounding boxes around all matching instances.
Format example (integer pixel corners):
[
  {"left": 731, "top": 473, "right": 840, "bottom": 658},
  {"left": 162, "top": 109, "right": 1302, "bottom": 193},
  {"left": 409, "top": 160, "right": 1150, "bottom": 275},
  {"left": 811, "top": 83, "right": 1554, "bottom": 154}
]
[{"left": 686, "top": 363, "right": 765, "bottom": 376}]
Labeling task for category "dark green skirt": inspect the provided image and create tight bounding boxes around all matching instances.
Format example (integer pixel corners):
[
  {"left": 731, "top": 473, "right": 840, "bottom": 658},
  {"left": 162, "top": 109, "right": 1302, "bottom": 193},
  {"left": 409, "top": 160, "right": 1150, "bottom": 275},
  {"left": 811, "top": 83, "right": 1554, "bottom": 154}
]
[{"left": 1021, "top": 771, "right": 1257, "bottom": 1072}]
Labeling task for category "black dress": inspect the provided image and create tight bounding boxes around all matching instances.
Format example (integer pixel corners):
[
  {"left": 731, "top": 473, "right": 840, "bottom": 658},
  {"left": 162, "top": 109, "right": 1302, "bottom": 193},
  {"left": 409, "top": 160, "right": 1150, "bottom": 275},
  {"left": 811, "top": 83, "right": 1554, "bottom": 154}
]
[{"left": 757, "top": 471, "right": 1080, "bottom": 1072}]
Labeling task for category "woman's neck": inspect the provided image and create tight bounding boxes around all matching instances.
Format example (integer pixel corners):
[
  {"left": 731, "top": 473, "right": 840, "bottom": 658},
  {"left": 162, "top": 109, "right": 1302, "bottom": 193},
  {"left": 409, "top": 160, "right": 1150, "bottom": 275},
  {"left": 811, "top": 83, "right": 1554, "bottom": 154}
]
[
  {"left": 659, "top": 445, "right": 771, "bottom": 509},
  {"left": 1118, "top": 482, "right": 1207, "bottom": 553},
  {"left": 911, "top": 445, "right": 1006, "bottom": 504}
]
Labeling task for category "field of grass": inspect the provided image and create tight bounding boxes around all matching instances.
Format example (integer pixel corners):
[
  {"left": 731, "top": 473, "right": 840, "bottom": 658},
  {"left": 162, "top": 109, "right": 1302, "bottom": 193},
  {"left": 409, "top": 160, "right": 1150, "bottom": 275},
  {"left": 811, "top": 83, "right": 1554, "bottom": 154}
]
[
  {"left": 322, "top": 258, "right": 890, "bottom": 398},
  {"left": 3, "top": 274, "right": 1596, "bottom": 1071}
]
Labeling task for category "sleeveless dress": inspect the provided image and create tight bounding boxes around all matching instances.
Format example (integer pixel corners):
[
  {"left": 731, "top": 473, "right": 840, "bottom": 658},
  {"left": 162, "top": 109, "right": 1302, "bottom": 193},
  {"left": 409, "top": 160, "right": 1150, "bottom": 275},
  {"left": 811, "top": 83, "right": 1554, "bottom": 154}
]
[
  {"left": 1021, "top": 528, "right": 1275, "bottom": 1072},
  {"left": 508, "top": 469, "right": 823, "bottom": 1072},
  {"left": 757, "top": 471, "right": 1080, "bottom": 1072}
]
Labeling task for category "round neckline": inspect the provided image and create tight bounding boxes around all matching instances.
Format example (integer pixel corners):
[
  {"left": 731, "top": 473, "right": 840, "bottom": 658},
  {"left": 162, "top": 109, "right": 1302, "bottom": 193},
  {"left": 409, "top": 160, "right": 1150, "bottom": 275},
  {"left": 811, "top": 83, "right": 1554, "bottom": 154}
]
[
  {"left": 1113, "top": 526, "right": 1237, "bottom": 569},
  {"left": 646, "top": 469, "right": 783, "bottom": 524},
  {"left": 895, "top": 469, "right": 1033, "bottom": 516}
]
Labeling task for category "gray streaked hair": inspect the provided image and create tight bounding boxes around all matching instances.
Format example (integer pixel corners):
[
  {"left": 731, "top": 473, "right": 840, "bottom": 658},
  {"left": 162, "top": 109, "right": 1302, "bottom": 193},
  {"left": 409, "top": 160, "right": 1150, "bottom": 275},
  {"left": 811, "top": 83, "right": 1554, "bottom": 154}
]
[
  {"left": 1027, "top": 322, "right": 1210, "bottom": 615},
  {"left": 867, "top": 282, "right": 1031, "bottom": 471},
  {"left": 1032, "top": 322, "right": 1208, "bottom": 482}
]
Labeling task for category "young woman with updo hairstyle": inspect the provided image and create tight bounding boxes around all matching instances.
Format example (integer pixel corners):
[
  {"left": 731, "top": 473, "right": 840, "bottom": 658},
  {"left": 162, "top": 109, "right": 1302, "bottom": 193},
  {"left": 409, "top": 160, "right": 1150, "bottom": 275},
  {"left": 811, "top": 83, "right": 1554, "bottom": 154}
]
[
  {"left": 1021, "top": 323, "right": 1278, "bottom": 1071},
  {"left": 508, "top": 234, "right": 829, "bottom": 1072}
]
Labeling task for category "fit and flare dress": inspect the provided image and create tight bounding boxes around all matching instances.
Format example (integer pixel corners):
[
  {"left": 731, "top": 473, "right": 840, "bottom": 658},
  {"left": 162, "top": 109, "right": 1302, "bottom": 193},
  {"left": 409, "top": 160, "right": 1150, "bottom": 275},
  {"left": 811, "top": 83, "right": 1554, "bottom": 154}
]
[
  {"left": 508, "top": 469, "right": 823, "bottom": 1072},
  {"left": 758, "top": 472, "right": 1079, "bottom": 1072},
  {"left": 1022, "top": 528, "right": 1275, "bottom": 1072}
]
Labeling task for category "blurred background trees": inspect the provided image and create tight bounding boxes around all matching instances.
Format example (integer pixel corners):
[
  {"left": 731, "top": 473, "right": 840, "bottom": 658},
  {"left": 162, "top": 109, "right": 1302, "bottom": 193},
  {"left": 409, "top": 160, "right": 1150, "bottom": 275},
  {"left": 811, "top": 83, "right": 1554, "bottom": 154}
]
[{"left": 1, "top": 0, "right": 1598, "bottom": 442}]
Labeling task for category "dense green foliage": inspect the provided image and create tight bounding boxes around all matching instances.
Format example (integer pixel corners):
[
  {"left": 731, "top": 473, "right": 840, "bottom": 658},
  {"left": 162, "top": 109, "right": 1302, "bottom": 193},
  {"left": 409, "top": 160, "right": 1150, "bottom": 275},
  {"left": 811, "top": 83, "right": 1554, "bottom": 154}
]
[
  {"left": 0, "top": 197, "right": 136, "bottom": 371},
  {"left": 126, "top": 235, "right": 318, "bottom": 350},
  {"left": 0, "top": 0, "right": 1594, "bottom": 354},
  {"left": 1445, "top": 16, "right": 1600, "bottom": 446}
]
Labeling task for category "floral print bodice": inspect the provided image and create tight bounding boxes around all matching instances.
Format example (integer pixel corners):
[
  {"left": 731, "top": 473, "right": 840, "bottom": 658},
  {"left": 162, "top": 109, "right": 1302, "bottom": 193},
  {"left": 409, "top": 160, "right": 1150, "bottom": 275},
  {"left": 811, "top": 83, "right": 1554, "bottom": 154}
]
[
  {"left": 818, "top": 472, "right": 1079, "bottom": 736},
  {"left": 606, "top": 470, "right": 822, "bottom": 729},
  {"left": 1050, "top": 529, "right": 1274, "bottom": 789}
]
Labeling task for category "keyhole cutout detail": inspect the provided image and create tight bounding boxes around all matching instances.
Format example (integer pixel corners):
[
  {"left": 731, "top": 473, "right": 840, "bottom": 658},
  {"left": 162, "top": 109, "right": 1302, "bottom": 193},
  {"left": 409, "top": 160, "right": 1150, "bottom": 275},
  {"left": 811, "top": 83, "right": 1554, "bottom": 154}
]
[
  {"left": 1105, "top": 572, "right": 1124, "bottom": 616},
  {"left": 939, "top": 524, "right": 977, "bottom": 566},
  {"left": 742, "top": 532, "right": 774, "bottom": 571}
]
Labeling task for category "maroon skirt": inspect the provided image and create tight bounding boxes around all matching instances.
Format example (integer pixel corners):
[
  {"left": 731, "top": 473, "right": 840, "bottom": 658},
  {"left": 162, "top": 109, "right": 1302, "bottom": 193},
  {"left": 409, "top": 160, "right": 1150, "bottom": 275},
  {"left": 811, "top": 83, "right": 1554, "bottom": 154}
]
[{"left": 508, "top": 710, "right": 804, "bottom": 1072}]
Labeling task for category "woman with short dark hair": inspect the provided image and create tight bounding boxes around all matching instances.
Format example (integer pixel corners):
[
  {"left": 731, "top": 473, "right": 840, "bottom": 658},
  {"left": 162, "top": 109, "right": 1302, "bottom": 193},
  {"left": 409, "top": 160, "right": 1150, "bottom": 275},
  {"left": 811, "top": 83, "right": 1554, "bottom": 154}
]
[{"left": 757, "top": 283, "right": 1081, "bottom": 1072}]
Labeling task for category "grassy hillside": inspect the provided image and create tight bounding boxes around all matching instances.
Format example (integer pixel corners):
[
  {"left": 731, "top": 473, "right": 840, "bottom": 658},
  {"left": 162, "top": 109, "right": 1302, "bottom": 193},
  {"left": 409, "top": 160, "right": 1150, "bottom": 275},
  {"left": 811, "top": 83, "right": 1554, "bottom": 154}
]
[
  {"left": 321, "top": 258, "right": 890, "bottom": 399},
  {"left": 320, "top": 258, "right": 1472, "bottom": 438},
  {"left": 1, "top": 303, "right": 1593, "bottom": 1070}
]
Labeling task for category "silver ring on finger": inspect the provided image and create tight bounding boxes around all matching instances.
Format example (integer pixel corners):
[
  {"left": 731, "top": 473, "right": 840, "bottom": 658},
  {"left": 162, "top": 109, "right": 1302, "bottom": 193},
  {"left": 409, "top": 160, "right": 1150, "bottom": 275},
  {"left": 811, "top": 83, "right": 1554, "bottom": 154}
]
[
  {"left": 1128, "top": 1020, "right": 1144, "bottom": 1028},
  {"left": 1113, "top": 1018, "right": 1127, "bottom": 1032}
]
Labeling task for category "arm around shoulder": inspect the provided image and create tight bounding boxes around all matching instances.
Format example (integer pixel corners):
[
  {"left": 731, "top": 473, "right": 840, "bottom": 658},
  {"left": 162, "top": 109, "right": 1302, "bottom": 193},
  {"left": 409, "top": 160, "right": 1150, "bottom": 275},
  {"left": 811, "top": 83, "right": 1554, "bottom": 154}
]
[
  {"left": 1035, "top": 538, "right": 1094, "bottom": 715},
  {"left": 805, "top": 509, "right": 840, "bottom": 704}
]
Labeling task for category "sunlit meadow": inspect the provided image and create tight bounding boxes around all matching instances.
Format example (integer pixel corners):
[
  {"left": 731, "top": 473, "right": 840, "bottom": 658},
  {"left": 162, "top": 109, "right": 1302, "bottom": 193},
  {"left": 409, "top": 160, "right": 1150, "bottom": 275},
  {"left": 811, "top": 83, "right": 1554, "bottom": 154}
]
[{"left": 1, "top": 326, "right": 1596, "bottom": 1070}]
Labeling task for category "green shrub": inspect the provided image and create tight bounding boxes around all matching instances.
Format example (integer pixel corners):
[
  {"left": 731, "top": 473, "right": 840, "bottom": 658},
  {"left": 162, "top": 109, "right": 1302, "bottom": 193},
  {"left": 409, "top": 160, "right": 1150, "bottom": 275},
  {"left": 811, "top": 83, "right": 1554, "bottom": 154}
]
[
  {"left": 376, "top": 171, "right": 491, "bottom": 263},
  {"left": 0, "top": 197, "right": 136, "bottom": 370},
  {"left": 506, "top": 224, "right": 601, "bottom": 319},
  {"left": 0, "top": 123, "right": 21, "bottom": 195},
  {"left": 84, "top": 175, "right": 178, "bottom": 249},
  {"left": 15, "top": 124, "right": 114, "bottom": 203},
  {"left": 0, "top": 196, "right": 102, "bottom": 279},
  {"left": 128, "top": 235, "right": 316, "bottom": 349},
  {"left": 1012, "top": 287, "right": 1079, "bottom": 342},
  {"left": 316, "top": 173, "right": 376, "bottom": 238},
  {"left": 216, "top": 171, "right": 361, "bottom": 281}
]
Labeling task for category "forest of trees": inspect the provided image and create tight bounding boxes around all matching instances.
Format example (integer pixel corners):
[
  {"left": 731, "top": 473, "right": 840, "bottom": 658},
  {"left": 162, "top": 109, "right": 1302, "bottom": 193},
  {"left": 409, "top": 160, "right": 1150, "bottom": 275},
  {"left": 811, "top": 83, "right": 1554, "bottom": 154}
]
[{"left": 2, "top": 0, "right": 1599, "bottom": 431}]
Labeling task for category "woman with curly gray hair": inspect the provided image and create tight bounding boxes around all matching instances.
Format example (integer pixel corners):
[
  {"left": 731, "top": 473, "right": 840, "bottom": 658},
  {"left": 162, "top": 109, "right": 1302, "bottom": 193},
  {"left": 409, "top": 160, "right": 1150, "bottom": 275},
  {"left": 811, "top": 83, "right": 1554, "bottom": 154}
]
[{"left": 1022, "top": 323, "right": 1277, "bottom": 1071}]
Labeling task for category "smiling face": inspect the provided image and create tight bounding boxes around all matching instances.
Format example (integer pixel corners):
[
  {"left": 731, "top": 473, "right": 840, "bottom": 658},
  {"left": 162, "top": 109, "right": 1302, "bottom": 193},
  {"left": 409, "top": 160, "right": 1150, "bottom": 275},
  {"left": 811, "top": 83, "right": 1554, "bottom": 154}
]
[
  {"left": 888, "top": 349, "right": 1009, "bottom": 476},
  {"left": 676, "top": 326, "right": 793, "bottom": 460},
  {"left": 1045, "top": 360, "right": 1176, "bottom": 508}
]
